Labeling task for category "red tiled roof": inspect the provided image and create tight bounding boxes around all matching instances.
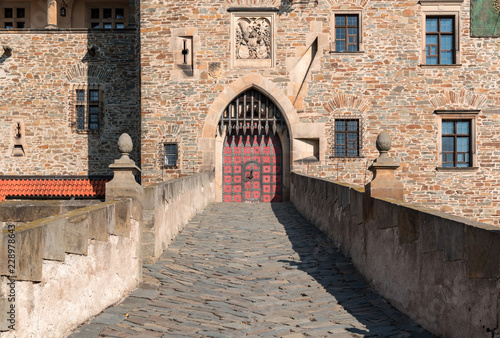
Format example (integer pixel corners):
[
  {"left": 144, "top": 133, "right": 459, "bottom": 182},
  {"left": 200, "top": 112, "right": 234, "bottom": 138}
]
[{"left": 0, "top": 177, "right": 110, "bottom": 201}]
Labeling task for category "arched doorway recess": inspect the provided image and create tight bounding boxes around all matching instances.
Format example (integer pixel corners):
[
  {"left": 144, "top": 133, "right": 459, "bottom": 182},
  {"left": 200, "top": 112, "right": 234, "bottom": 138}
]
[{"left": 219, "top": 88, "right": 286, "bottom": 202}]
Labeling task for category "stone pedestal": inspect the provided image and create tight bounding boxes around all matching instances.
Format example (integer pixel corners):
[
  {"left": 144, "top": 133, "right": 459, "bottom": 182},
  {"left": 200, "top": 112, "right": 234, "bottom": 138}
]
[
  {"left": 365, "top": 132, "right": 404, "bottom": 201},
  {"left": 105, "top": 134, "right": 144, "bottom": 222}
]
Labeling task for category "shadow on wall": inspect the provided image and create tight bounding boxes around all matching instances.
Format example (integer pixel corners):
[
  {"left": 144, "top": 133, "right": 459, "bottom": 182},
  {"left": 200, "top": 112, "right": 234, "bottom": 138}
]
[
  {"left": 84, "top": 30, "right": 140, "bottom": 178},
  {"left": 270, "top": 202, "right": 435, "bottom": 337}
]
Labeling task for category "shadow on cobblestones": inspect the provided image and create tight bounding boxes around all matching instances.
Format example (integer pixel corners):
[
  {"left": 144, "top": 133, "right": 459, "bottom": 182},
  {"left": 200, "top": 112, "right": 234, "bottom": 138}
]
[{"left": 271, "top": 203, "right": 435, "bottom": 338}]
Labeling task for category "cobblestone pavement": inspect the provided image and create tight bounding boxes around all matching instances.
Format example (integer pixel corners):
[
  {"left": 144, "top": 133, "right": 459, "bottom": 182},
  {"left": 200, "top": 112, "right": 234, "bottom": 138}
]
[{"left": 70, "top": 203, "right": 434, "bottom": 338}]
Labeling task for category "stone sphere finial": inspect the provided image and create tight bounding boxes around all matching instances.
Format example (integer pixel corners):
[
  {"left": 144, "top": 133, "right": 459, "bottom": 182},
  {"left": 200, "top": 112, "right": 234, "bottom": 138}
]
[
  {"left": 376, "top": 131, "right": 391, "bottom": 161},
  {"left": 118, "top": 133, "right": 133, "bottom": 158}
]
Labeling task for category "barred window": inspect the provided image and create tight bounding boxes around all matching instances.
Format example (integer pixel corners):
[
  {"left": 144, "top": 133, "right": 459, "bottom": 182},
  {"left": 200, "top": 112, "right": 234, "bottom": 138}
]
[
  {"left": 335, "top": 119, "right": 360, "bottom": 157},
  {"left": 164, "top": 143, "right": 178, "bottom": 168}
]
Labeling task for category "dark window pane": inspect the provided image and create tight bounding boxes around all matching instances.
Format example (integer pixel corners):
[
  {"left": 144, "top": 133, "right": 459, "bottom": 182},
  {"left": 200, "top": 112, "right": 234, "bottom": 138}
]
[
  {"left": 4, "top": 8, "right": 13, "bottom": 19},
  {"left": 335, "top": 16, "right": 345, "bottom": 26},
  {"left": 164, "top": 143, "right": 178, "bottom": 166},
  {"left": 457, "top": 121, "right": 469, "bottom": 134},
  {"left": 115, "top": 8, "right": 124, "bottom": 19},
  {"left": 336, "top": 28, "right": 345, "bottom": 40},
  {"left": 457, "top": 137, "right": 469, "bottom": 152},
  {"left": 91, "top": 8, "right": 100, "bottom": 19},
  {"left": 16, "top": 22, "right": 25, "bottom": 28},
  {"left": 442, "top": 137, "right": 454, "bottom": 152},
  {"left": 89, "top": 90, "right": 99, "bottom": 101},
  {"left": 347, "top": 44, "right": 358, "bottom": 52},
  {"left": 16, "top": 8, "right": 25, "bottom": 18},
  {"left": 76, "top": 89, "right": 85, "bottom": 101},
  {"left": 116, "top": 23, "right": 124, "bottom": 29},
  {"left": 89, "top": 106, "right": 99, "bottom": 114},
  {"left": 335, "top": 121, "right": 346, "bottom": 131},
  {"left": 348, "top": 16, "right": 358, "bottom": 26},
  {"left": 336, "top": 41, "right": 345, "bottom": 52},
  {"left": 442, "top": 121, "right": 454, "bottom": 134},
  {"left": 103, "top": 8, "right": 112, "bottom": 19},
  {"left": 91, "top": 22, "right": 100, "bottom": 29},
  {"left": 336, "top": 134, "right": 346, "bottom": 144},
  {"left": 441, "top": 18, "right": 453, "bottom": 32},
  {"left": 426, "top": 18, "right": 438, "bottom": 32},
  {"left": 4, "top": 22, "right": 13, "bottom": 29},
  {"left": 103, "top": 23, "right": 112, "bottom": 29}
]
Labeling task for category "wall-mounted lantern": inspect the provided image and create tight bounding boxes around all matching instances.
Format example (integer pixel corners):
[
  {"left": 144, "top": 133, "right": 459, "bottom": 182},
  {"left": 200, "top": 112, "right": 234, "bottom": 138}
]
[
  {"left": 87, "top": 45, "right": 98, "bottom": 57},
  {"left": 60, "top": 0, "right": 68, "bottom": 17}
]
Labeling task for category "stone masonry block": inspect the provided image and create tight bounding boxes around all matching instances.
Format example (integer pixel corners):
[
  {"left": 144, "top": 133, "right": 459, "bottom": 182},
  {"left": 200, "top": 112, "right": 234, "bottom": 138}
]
[
  {"left": 0, "top": 203, "right": 61, "bottom": 223},
  {"left": 438, "top": 218, "right": 466, "bottom": 261},
  {"left": 65, "top": 213, "right": 89, "bottom": 255},
  {"left": 419, "top": 212, "right": 437, "bottom": 254},
  {"left": 111, "top": 200, "right": 131, "bottom": 237},
  {"left": 143, "top": 186, "right": 158, "bottom": 212},
  {"left": 43, "top": 218, "right": 66, "bottom": 261},
  {"left": 374, "top": 199, "right": 397, "bottom": 230},
  {"left": 466, "top": 227, "right": 500, "bottom": 279},
  {"left": 2, "top": 225, "right": 44, "bottom": 281},
  {"left": 89, "top": 207, "right": 109, "bottom": 242},
  {"left": 398, "top": 207, "right": 420, "bottom": 245}
]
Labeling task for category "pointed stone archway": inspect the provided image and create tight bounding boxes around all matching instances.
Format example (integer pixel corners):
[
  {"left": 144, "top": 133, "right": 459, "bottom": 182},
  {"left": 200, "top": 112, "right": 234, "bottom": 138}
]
[{"left": 200, "top": 73, "right": 308, "bottom": 202}]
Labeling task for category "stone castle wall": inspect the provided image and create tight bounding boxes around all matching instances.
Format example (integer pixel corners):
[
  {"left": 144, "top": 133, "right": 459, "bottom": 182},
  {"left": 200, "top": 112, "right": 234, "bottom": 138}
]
[
  {"left": 139, "top": 0, "right": 500, "bottom": 224},
  {"left": 0, "top": 30, "right": 140, "bottom": 177}
]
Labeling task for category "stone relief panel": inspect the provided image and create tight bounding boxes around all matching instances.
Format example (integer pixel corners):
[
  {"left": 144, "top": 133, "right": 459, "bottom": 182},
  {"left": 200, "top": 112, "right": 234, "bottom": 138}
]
[
  {"left": 232, "top": 13, "right": 275, "bottom": 68},
  {"left": 235, "top": 17, "right": 271, "bottom": 60}
]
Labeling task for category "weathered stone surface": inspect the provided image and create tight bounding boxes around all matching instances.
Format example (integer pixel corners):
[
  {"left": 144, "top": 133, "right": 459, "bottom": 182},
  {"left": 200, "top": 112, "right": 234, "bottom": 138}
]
[
  {"left": 43, "top": 218, "right": 66, "bottom": 261},
  {"left": 111, "top": 200, "right": 131, "bottom": 237},
  {"left": 467, "top": 227, "right": 500, "bottom": 279},
  {"left": 89, "top": 206, "right": 109, "bottom": 242},
  {"left": 65, "top": 213, "right": 89, "bottom": 255}
]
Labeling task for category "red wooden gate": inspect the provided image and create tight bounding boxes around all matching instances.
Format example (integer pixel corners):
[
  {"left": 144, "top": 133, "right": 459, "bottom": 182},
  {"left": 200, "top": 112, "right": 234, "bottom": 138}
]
[
  {"left": 219, "top": 88, "right": 286, "bottom": 203},
  {"left": 223, "top": 134, "right": 282, "bottom": 202}
]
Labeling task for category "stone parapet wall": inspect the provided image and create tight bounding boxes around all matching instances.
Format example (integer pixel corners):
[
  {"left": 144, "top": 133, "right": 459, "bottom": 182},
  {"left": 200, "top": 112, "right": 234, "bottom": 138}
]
[
  {"left": 0, "top": 199, "right": 141, "bottom": 337},
  {"left": 291, "top": 172, "right": 500, "bottom": 338},
  {"left": 0, "top": 30, "right": 139, "bottom": 177},
  {"left": 142, "top": 171, "right": 216, "bottom": 263}
]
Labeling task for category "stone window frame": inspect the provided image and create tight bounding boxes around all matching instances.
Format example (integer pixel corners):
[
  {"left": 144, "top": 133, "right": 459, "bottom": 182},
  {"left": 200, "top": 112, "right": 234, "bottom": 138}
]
[
  {"left": 159, "top": 138, "right": 181, "bottom": 170},
  {"left": 86, "top": 2, "right": 129, "bottom": 29},
  {"left": 70, "top": 84, "right": 104, "bottom": 134},
  {"left": 419, "top": 0, "right": 463, "bottom": 67},
  {"left": 435, "top": 110, "right": 479, "bottom": 171},
  {"left": 0, "top": 2, "right": 30, "bottom": 30},
  {"left": 229, "top": 9, "right": 277, "bottom": 69},
  {"left": 330, "top": 10, "right": 363, "bottom": 53},
  {"left": 330, "top": 115, "right": 365, "bottom": 159}
]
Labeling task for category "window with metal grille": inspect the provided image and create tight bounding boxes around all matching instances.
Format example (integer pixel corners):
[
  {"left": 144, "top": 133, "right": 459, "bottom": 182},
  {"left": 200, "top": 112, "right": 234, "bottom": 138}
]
[
  {"left": 335, "top": 14, "right": 359, "bottom": 52},
  {"left": 74, "top": 87, "right": 101, "bottom": 132},
  {"left": 163, "top": 143, "right": 178, "bottom": 168},
  {"left": 426, "top": 16, "right": 455, "bottom": 65},
  {"left": 1, "top": 6, "right": 27, "bottom": 29},
  {"left": 89, "top": 6, "right": 126, "bottom": 29},
  {"left": 442, "top": 120, "right": 471, "bottom": 167},
  {"left": 335, "top": 119, "right": 360, "bottom": 157}
]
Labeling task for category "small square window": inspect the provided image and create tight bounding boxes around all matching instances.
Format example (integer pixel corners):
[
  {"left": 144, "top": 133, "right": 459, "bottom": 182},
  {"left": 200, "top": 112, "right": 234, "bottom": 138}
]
[
  {"left": 16, "top": 8, "right": 24, "bottom": 19},
  {"left": 115, "top": 8, "right": 124, "bottom": 19},
  {"left": 4, "top": 8, "right": 13, "bottom": 19},
  {"left": 103, "top": 8, "right": 112, "bottom": 19}
]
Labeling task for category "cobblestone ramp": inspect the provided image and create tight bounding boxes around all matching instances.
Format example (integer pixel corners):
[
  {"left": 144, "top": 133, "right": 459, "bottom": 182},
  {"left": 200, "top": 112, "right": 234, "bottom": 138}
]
[{"left": 70, "top": 202, "right": 434, "bottom": 338}]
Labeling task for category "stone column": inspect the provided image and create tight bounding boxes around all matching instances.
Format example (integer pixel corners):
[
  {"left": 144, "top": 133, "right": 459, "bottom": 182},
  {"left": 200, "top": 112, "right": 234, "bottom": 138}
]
[
  {"left": 364, "top": 132, "right": 404, "bottom": 201},
  {"left": 46, "top": 0, "right": 58, "bottom": 29}
]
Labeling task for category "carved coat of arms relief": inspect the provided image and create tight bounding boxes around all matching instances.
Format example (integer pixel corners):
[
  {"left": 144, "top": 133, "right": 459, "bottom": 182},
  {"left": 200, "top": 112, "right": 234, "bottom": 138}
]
[{"left": 235, "top": 17, "right": 272, "bottom": 60}]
